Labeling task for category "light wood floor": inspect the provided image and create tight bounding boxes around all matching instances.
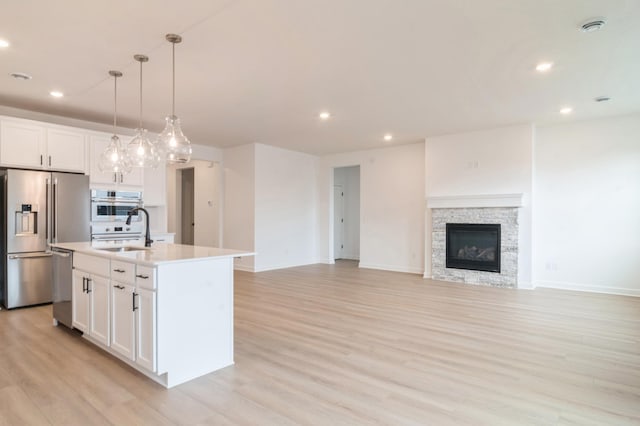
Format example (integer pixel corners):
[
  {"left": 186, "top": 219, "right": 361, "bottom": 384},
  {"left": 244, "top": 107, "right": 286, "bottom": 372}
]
[{"left": 1, "top": 261, "right": 639, "bottom": 425}]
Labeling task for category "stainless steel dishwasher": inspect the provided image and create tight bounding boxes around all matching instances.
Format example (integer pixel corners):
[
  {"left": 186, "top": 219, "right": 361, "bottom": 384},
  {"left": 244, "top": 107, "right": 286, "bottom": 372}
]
[{"left": 52, "top": 247, "right": 73, "bottom": 328}]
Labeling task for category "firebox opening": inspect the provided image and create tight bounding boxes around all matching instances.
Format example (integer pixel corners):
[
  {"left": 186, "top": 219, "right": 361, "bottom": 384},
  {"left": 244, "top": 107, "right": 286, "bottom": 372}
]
[{"left": 446, "top": 223, "right": 501, "bottom": 273}]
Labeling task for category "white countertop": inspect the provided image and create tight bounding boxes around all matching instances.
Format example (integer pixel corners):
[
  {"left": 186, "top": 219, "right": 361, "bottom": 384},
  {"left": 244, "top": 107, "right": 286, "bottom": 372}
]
[{"left": 50, "top": 242, "right": 254, "bottom": 266}]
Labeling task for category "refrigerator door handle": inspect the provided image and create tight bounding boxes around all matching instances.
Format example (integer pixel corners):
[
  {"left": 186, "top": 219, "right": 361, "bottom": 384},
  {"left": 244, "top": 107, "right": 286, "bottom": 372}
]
[
  {"left": 52, "top": 178, "right": 59, "bottom": 243},
  {"left": 8, "top": 252, "right": 54, "bottom": 259},
  {"left": 45, "top": 178, "right": 50, "bottom": 241}
]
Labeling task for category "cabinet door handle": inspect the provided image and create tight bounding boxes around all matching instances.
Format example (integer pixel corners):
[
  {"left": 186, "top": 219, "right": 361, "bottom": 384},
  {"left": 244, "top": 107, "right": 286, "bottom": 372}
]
[
  {"left": 48, "top": 155, "right": 52, "bottom": 166},
  {"left": 113, "top": 269, "right": 126, "bottom": 273},
  {"left": 132, "top": 292, "right": 138, "bottom": 312},
  {"left": 135, "top": 274, "right": 149, "bottom": 279},
  {"left": 86, "top": 278, "right": 92, "bottom": 293},
  {"left": 113, "top": 173, "right": 117, "bottom": 183},
  {"left": 120, "top": 173, "right": 124, "bottom": 183},
  {"left": 40, "top": 154, "right": 43, "bottom": 166},
  {"left": 82, "top": 277, "right": 87, "bottom": 293}
]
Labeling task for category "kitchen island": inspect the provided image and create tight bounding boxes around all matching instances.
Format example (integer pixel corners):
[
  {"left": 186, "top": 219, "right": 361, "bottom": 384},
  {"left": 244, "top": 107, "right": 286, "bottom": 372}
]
[{"left": 50, "top": 242, "right": 254, "bottom": 388}]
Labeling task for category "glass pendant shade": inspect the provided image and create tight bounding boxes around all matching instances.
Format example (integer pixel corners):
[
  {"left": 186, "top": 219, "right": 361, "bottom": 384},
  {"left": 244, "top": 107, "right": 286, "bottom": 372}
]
[
  {"left": 128, "top": 128, "right": 161, "bottom": 167},
  {"left": 98, "top": 134, "right": 132, "bottom": 174},
  {"left": 127, "top": 54, "right": 161, "bottom": 168},
  {"left": 160, "top": 115, "right": 192, "bottom": 163},
  {"left": 161, "top": 34, "right": 191, "bottom": 164},
  {"left": 99, "top": 70, "right": 132, "bottom": 174}
]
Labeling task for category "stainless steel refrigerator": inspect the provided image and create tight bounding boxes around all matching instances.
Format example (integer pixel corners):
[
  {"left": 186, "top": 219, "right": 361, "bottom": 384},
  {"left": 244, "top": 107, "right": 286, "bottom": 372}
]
[{"left": 0, "top": 169, "right": 90, "bottom": 310}]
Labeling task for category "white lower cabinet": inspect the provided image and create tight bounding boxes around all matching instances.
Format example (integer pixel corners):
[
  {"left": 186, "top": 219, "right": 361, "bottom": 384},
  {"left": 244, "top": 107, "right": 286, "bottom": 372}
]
[
  {"left": 72, "top": 254, "right": 157, "bottom": 373},
  {"left": 135, "top": 287, "right": 157, "bottom": 372},
  {"left": 72, "top": 269, "right": 110, "bottom": 347},
  {"left": 110, "top": 283, "right": 136, "bottom": 360}
]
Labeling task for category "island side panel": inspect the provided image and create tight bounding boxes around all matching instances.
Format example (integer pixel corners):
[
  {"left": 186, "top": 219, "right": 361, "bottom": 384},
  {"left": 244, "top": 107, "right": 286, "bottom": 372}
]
[{"left": 156, "top": 257, "right": 234, "bottom": 387}]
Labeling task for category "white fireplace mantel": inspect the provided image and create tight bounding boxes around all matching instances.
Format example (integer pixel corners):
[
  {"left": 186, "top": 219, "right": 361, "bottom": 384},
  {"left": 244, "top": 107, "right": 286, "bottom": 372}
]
[{"left": 426, "top": 193, "right": 524, "bottom": 209}]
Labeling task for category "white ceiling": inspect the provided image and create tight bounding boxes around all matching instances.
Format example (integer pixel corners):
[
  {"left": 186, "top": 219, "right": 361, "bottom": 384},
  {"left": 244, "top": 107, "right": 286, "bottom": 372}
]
[{"left": 0, "top": 0, "right": 638, "bottom": 155}]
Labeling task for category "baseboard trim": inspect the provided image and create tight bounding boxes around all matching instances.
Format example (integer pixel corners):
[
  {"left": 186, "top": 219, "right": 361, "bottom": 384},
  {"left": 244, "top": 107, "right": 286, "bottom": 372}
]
[
  {"left": 254, "top": 260, "right": 319, "bottom": 273},
  {"left": 233, "top": 264, "right": 255, "bottom": 272},
  {"left": 358, "top": 262, "right": 423, "bottom": 275},
  {"left": 535, "top": 280, "right": 640, "bottom": 297}
]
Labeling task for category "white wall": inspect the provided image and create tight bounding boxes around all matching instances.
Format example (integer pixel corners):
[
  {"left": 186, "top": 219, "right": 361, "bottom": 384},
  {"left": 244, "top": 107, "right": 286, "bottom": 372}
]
[
  {"left": 333, "top": 166, "right": 360, "bottom": 260},
  {"left": 254, "top": 144, "right": 318, "bottom": 271},
  {"left": 425, "top": 124, "right": 534, "bottom": 287},
  {"left": 167, "top": 159, "right": 221, "bottom": 246},
  {"left": 534, "top": 114, "right": 640, "bottom": 295},
  {"left": 223, "top": 144, "right": 256, "bottom": 271},
  {"left": 318, "top": 143, "right": 425, "bottom": 274}
]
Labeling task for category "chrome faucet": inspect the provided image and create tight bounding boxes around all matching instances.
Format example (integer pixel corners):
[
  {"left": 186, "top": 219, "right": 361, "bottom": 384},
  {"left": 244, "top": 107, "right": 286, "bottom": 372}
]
[{"left": 126, "top": 207, "right": 153, "bottom": 247}]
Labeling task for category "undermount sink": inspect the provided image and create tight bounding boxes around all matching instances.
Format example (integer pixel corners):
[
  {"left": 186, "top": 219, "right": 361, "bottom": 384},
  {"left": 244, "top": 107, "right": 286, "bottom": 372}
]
[{"left": 95, "top": 246, "right": 150, "bottom": 253}]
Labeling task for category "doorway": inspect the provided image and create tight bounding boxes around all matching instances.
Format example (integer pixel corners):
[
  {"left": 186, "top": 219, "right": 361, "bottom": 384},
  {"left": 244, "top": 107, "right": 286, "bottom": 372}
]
[
  {"left": 167, "top": 160, "right": 221, "bottom": 247},
  {"left": 333, "top": 166, "right": 360, "bottom": 261},
  {"left": 179, "top": 168, "right": 195, "bottom": 245}
]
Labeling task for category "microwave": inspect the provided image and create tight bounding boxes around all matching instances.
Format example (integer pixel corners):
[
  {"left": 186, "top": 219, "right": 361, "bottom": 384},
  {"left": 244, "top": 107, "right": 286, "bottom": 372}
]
[{"left": 90, "top": 190, "right": 143, "bottom": 222}]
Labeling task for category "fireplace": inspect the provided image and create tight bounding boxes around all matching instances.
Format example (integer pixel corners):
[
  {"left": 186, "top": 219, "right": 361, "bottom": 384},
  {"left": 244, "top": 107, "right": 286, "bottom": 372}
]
[{"left": 446, "top": 223, "right": 501, "bottom": 273}]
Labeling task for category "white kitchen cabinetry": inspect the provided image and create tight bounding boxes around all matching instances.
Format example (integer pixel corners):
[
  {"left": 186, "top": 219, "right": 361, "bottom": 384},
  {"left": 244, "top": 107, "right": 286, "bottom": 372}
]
[
  {"left": 0, "top": 117, "right": 86, "bottom": 172},
  {"left": 46, "top": 127, "right": 86, "bottom": 172},
  {"left": 53, "top": 241, "right": 250, "bottom": 388},
  {"left": 135, "top": 287, "right": 157, "bottom": 372},
  {"left": 143, "top": 162, "right": 166, "bottom": 206},
  {"left": 150, "top": 233, "right": 174, "bottom": 243},
  {"left": 72, "top": 255, "right": 111, "bottom": 347},
  {"left": 88, "top": 133, "right": 143, "bottom": 188},
  {"left": 111, "top": 283, "right": 136, "bottom": 360}
]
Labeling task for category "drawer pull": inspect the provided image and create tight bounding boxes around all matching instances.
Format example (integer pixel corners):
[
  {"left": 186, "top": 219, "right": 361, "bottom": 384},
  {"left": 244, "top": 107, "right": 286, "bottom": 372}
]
[
  {"left": 113, "top": 284, "right": 125, "bottom": 290},
  {"left": 113, "top": 268, "right": 126, "bottom": 273},
  {"left": 136, "top": 274, "right": 149, "bottom": 279}
]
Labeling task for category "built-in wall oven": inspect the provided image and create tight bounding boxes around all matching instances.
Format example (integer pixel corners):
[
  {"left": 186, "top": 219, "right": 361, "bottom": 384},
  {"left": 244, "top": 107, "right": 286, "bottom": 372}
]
[
  {"left": 91, "top": 190, "right": 143, "bottom": 222},
  {"left": 90, "top": 190, "right": 144, "bottom": 245}
]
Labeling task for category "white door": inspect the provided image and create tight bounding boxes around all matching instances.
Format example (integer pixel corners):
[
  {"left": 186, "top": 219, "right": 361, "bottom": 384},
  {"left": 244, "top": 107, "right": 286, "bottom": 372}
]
[
  {"left": 71, "top": 270, "right": 89, "bottom": 332},
  {"left": 111, "top": 283, "right": 135, "bottom": 360},
  {"left": 334, "top": 185, "right": 344, "bottom": 260},
  {"left": 89, "top": 275, "right": 110, "bottom": 346},
  {"left": 135, "top": 287, "right": 156, "bottom": 372}
]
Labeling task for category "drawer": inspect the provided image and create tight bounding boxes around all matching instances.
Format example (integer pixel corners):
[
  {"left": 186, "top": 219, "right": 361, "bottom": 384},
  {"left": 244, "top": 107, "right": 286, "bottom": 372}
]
[
  {"left": 135, "top": 265, "right": 156, "bottom": 290},
  {"left": 111, "top": 260, "right": 136, "bottom": 284},
  {"left": 74, "top": 253, "right": 110, "bottom": 277}
]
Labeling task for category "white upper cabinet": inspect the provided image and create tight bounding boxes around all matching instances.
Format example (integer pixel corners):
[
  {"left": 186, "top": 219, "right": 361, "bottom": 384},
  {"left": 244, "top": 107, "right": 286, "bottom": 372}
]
[
  {"left": 46, "top": 127, "right": 86, "bottom": 172},
  {"left": 0, "top": 117, "right": 86, "bottom": 172},
  {"left": 143, "top": 162, "right": 167, "bottom": 206},
  {"left": 88, "top": 133, "right": 144, "bottom": 188}
]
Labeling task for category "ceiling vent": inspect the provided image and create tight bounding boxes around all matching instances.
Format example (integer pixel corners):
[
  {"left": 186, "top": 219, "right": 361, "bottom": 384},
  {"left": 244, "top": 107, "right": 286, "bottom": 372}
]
[
  {"left": 580, "top": 19, "right": 606, "bottom": 32},
  {"left": 10, "top": 72, "right": 32, "bottom": 80}
]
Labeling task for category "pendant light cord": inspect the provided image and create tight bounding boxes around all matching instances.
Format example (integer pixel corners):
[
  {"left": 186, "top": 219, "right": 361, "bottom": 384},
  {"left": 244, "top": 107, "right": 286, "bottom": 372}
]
[
  {"left": 172, "top": 41, "right": 176, "bottom": 116},
  {"left": 113, "top": 74, "right": 118, "bottom": 133},
  {"left": 139, "top": 60, "right": 143, "bottom": 129}
]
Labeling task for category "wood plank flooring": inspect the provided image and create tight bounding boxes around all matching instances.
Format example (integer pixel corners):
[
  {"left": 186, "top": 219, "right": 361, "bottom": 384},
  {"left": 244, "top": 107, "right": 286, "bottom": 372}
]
[{"left": 1, "top": 260, "right": 639, "bottom": 425}]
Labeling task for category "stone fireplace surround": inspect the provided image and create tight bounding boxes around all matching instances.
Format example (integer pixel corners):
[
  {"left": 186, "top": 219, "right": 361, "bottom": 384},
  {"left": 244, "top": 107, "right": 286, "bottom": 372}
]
[{"left": 427, "top": 194, "right": 523, "bottom": 288}]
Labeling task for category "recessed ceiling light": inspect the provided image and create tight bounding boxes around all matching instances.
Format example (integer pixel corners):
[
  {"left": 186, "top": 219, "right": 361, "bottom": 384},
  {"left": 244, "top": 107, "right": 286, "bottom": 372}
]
[
  {"left": 383, "top": 134, "right": 393, "bottom": 141},
  {"left": 319, "top": 111, "right": 331, "bottom": 120},
  {"left": 10, "top": 72, "right": 32, "bottom": 80},
  {"left": 594, "top": 96, "right": 611, "bottom": 102},
  {"left": 535, "top": 62, "right": 553, "bottom": 72},
  {"left": 560, "top": 107, "right": 573, "bottom": 115},
  {"left": 0, "top": 39, "right": 9, "bottom": 48},
  {"left": 49, "top": 91, "right": 64, "bottom": 98},
  {"left": 580, "top": 19, "right": 606, "bottom": 33}
]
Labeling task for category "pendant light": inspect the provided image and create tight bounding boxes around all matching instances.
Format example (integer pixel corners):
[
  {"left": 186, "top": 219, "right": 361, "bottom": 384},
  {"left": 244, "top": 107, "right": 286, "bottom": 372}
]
[
  {"left": 98, "top": 71, "right": 132, "bottom": 174},
  {"left": 159, "top": 33, "right": 192, "bottom": 163},
  {"left": 127, "top": 54, "right": 161, "bottom": 168}
]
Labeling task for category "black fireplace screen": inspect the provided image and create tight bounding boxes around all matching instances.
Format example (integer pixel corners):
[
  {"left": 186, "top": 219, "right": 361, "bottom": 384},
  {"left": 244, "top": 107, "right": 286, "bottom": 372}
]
[{"left": 446, "top": 223, "right": 501, "bottom": 273}]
